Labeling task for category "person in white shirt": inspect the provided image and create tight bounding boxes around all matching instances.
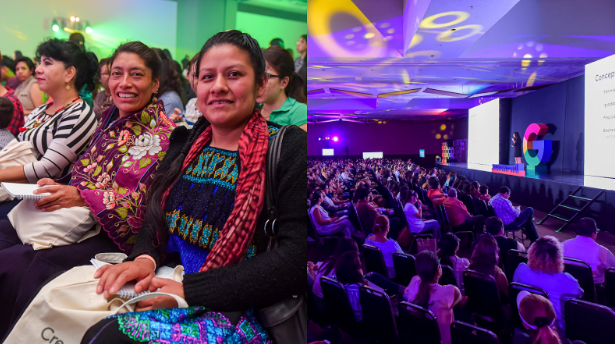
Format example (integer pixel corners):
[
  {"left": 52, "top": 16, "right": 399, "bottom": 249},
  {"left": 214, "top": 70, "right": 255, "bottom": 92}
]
[
  {"left": 401, "top": 189, "right": 441, "bottom": 239},
  {"left": 562, "top": 217, "right": 615, "bottom": 284},
  {"left": 364, "top": 215, "right": 404, "bottom": 278}
]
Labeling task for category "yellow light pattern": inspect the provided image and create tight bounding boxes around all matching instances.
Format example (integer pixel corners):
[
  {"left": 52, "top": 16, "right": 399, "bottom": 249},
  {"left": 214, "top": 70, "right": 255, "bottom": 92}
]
[
  {"left": 407, "top": 34, "right": 423, "bottom": 50},
  {"left": 443, "top": 134, "right": 449, "bottom": 139},
  {"left": 521, "top": 54, "right": 532, "bottom": 67},
  {"left": 436, "top": 25, "right": 482, "bottom": 42},
  {"left": 420, "top": 11, "right": 470, "bottom": 29},
  {"left": 526, "top": 71, "right": 537, "bottom": 87},
  {"left": 440, "top": 124, "right": 447, "bottom": 131},
  {"left": 436, "top": 134, "right": 442, "bottom": 139}
]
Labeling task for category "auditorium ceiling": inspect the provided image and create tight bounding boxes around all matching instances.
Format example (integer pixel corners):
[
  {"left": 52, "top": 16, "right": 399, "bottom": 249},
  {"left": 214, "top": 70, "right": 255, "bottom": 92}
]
[{"left": 307, "top": 0, "right": 615, "bottom": 121}]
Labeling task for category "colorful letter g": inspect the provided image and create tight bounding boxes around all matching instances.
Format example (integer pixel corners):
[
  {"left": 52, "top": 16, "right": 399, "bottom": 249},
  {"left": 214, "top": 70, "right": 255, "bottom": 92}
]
[{"left": 523, "top": 123, "right": 553, "bottom": 170}]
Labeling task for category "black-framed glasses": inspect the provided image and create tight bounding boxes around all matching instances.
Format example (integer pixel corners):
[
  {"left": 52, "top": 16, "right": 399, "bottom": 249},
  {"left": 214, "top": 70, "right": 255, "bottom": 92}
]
[{"left": 267, "top": 73, "right": 279, "bottom": 79}]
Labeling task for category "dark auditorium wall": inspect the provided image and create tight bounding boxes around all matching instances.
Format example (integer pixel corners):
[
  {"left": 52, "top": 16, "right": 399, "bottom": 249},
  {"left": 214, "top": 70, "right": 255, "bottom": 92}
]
[
  {"left": 307, "top": 120, "right": 466, "bottom": 157},
  {"left": 508, "top": 75, "right": 585, "bottom": 173}
]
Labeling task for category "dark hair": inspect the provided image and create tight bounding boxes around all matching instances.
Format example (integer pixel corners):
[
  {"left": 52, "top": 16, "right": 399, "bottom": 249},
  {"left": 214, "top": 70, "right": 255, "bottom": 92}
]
[
  {"left": 413, "top": 251, "right": 440, "bottom": 308},
  {"left": 144, "top": 31, "right": 267, "bottom": 255},
  {"left": 270, "top": 38, "right": 285, "bottom": 48},
  {"left": 499, "top": 186, "right": 511, "bottom": 195},
  {"left": 108, "top": 41, "right": 162, "bottom": 88},
  {"left": 99, "top": 58, "right": 109, "bottom": 71},
  {"left": 576, "top": 217, "right": 598, "bottom": 237},
  {"left": 300, "top": 34, "right": 307, "bottom": 42},
  {"left": 485, "top": 216, "right": 504, "bottom": 235},
  {"left": 14, "top": 57, "right": 35, "bottom": 76},
  {"left": 311, "top": 192, "right": 323, "bottom": 207},
  {"left": 428, "top": 176, "right": 440, "bottom": 190},
  {"left": 479, "top": 185, "right": 489, "bottom": 195},
  {"left": 513, "top": 132, "right": 521, "bottom": 141},
  {"left": 68, "top": 33, "right": 85, "bottom": 49},
  {"left": 14, "top": 51, "right": 23, "bottom": 60},
  {"left": 335, "top": 251, "right": 364, "bottom": 285},
  {"left": 356, "top": 185, "right": 370, "bottom": 201},
  {"left": 322, "top": 239, "right": 359, "bottom": 276},
  {"left": 162, "top": 48, "right": 172, "bottom": 60},
  {"left": 0, "top": 98, "right": 15, "bottom": 129},
  {"left": 438, "top": 233, "right": 460, "bottom": 268},
  {"left": 35, "top": 38, "right": 98, "bottom": 92},
  {"left": 1, "top": 56, "right": 15, "bottom": 73},
  {"left": 152, "top": 48, "right": 182, "bottom": 100},
  {"left": 469, "top": 235, "right": 500, "bottom": 277}
]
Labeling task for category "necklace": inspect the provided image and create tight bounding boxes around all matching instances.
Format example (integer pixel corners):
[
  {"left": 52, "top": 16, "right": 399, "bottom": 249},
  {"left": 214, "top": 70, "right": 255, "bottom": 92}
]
[{"left": 19, "top": 97, "right": 81, "bottom": 133}]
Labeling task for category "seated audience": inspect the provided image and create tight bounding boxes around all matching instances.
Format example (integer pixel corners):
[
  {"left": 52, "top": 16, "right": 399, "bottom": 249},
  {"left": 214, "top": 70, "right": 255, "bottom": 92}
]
[
  {"left": 513, "top": 236, "right": 584, "bottom": 337},
  {"left": 427, "top": 176, "right": 446, "bottom": 204},
  {"left": 92, "top": 58, "right": 113, "bottom": 120},
  {"left": 401, "top": 189, "right": 441, "bottom": 239},
  {"left": 310, "top": 192, "right": 357, "bottom": 238},
  {"left": 0, "top": 98, "right": 16, "bottom": 149},
  {"left": 13, "top": 56, "right": 43, "bottom": 116},
  {"left": 404, "top": 251, "right": 465, "bottom": 344},
  {"left": 153, "top": 48, "right": 185, "bottom": 121},
  {"left": 490, "top": 186, "right": 539, "bottom": 243},
  {"left": 356, "top": 185, "right": 380, "bottom": 232},
  {"left": 469, "top": 235, "right": 509, "bottom": 303},
  {"left": 258, "top": 46, "right": 307, "bottom": 130},
  {"left": 183, "top": 53, "right": 201, "bottom": 126},
  {"left": 365, "top": 215, "right": 403, "bottom": 278},
  {"left": 485, "top": 216, "right": 525, "bottom": 270},
  {"left": 478, "top": 184, "right": 491, "bottom": 202},
  {"left": 444, "top": 171, "right": 456, "bottom": 188},
  {"left": 562, "top": 217, "right": 615, "bottom": 284},
  {"left": 0, "top": 41, "right": 175, "bottom": 337},
  {"left": 469, "top": 181, "right": 480, "bottom": 198},
  {"left": 0, "top": 80, "right": 23, "bottom": 136},
  {"left": 442, "top": 188, "right": 485, "bottom": 235},
  {"left": 438, "top": 233, "right": 470, "bottom": 294},
  {"left": 1, "top": 57, "right": 21, "bottom": 90}
]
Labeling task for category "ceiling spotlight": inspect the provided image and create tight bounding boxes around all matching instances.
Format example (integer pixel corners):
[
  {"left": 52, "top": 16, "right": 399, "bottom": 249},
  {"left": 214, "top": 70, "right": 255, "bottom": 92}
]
[
  {"left": 52, "top": 19, "right": 59, "bottom": 32},
  {"left": 333, "top": 137, "right": 339, "bottom": 142},
  {"left": 75, "top": 17, "right": 80, "bottom": 22},
  {"left": 70, "top": 16, "right": 75, "bottom": 22},
  {"left": 85, "top": 21, "right": 92, "bottom": 34}
]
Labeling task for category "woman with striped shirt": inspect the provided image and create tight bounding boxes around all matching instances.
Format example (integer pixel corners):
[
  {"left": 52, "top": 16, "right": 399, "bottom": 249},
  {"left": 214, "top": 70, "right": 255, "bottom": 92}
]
[{"left": 10, "top": 39, "right": 98, "bottom": 185}]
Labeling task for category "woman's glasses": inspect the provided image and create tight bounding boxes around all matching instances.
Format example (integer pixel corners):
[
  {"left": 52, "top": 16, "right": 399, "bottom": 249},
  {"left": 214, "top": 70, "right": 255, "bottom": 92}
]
[{"left": 267, "top": 73, "right": 280, "bottom": 79}]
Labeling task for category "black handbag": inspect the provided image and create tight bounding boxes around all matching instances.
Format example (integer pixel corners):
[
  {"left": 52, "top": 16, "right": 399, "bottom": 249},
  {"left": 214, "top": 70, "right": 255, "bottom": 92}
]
[{"left": 257, "top": 125, "right": 307, "bottom": 344}]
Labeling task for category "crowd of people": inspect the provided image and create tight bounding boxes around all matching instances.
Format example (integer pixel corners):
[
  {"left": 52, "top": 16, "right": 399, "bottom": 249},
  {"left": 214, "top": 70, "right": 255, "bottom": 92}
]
[
  {"left": 0, "top": 29, "right": 307, "bottom": 343},
  {"left": 308, "top": 158, "right": 615, "bottom": 344}
]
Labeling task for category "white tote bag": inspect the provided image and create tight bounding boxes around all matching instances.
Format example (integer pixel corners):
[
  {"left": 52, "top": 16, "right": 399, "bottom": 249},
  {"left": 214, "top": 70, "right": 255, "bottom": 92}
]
[
  {"left": 8, "top": 200, "right": 99, "bottom": 250},
  {"left": 0, "top": 139, "right": 39, "bottom": 202},
  {"left": 5, "top": 265, "right": 187, "bottom": 344}
]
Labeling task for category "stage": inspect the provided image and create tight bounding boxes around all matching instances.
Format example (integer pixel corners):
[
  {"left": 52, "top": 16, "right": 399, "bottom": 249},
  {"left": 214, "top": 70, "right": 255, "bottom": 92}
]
[{"left": 438, "top": 163, "right": 615, "bottom": 235}]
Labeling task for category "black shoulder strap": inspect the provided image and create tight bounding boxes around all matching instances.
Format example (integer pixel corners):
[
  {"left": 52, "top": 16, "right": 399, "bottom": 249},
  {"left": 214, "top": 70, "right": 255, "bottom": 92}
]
[{"left": 264, "top": 126, "right": 290, "bottom": 244}]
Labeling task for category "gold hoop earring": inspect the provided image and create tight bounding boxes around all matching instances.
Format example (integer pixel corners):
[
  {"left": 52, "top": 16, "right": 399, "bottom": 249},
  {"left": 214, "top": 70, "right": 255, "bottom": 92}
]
[{"left": 66, "top": 85, "right": 71, "bottom": 90}]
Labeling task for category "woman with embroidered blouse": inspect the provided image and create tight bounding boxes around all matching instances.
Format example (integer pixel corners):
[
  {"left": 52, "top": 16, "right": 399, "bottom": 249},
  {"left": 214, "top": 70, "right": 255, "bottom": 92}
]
[
  {"left": 0, "top": 41, "right": 175, "bottom": 337},
  {"left": 84, "top": 30, "right": 306, "bottom": 344}
]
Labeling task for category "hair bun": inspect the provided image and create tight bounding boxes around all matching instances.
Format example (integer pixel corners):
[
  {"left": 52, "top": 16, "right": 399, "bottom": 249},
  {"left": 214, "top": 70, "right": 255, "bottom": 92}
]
[{"left": 534, "top": 317, "right": 550, "bottom": 328}]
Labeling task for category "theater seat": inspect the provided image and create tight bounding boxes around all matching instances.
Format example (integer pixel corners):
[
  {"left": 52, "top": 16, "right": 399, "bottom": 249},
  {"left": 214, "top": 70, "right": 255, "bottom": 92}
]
[
  {"left": 362, "top": 244, "right": 388, "bottom": 277},
  {"left": 509, "top": 282, "right": 549, "bottom": 329},
  {"left": 565, "top": 299, "right": 615, "bottom": 344},
  {"left": 564, "top": 257, "right": 596, "bottom": 303},
  {"left": 451, "top": 321, "right": 500, "bottom": 344},
  {"left": 393, "top": 252, "right": 416, "bottom": 286},
  {"left": 359, "top": 285, "right": 398, "bottom": 342},
  {"left": 398, "top": 301, "right": 441, "bottom": 344}
]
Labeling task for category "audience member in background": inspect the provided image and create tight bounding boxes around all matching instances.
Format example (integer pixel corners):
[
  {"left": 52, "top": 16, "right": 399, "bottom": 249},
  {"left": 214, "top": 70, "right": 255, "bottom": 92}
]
[
  {"left": 13, "top": 51, "right": 23, "bottom": 61},
  {"left": 513, "top": 236, "right": 583, "bottom": 337},
  {"left": 1, "top": 39, "right": 98, "bottom": 189},
  {"left": 258, "top": 46, "right": 307, "bottom": 130},
  {"left": 444, "top": 170, "right": 456, "bottom": 188},
  {"left": 311, "top": 192, "right": 356, "bottom": 238},
  {"left": 337, "top": 251, "right": 386, "bottom": 322},
  {"left": 0, "top": 98, "right": 16, "bottom": 149},
  {"left": 478, "top": 184, "right": 491, "bottom": 202},
  {"left": 365, "top": 215, "right": 403, "bottom": 278},
  {"left": 153, "top": 48, "right": 184, "bottom": 122},
  {"left": 427, "top": 176, "right": 447, "bottom": 204},
  {"left": 92, "top": 58, "right": 113, "bottom": 120},
  {"left": 469, "top": 235, "right": 509, "bottom": 302},
  {"left": 404, "top": 251, "right": 465, "bottom": 344},
  {"left": 356, "top": 185, "right": 381, "bottom": 233},
  {"left": 443, "top": 188, "right": 485, "bottom": 235},
  {"left": 469, "top": 181, "right": 481, "bottom": 198},
  {"left": 490, "top": 186, "right": 539, "bottom": 243},
  {"left": 513, "top": 292, "right": 586, "bottom": 344},
  {"left": 0, "top": 72, "right": 24, "bottom": 136},
  {"left": 0, "top": 41, "right": 176, "bottom": 337},
  {"left": 269, "top": 37, "right": 285, "bottom": 48},
  {"left": 183, "top": 53, "right": 202, "bottom": 126},
  {"left": 401, "top": 189, "right": 441, "bottom": 239},
  {"left": 320, "top": 187, "right": 349, "bottom": 217},
  {"left": 438, "top": 233, "right": 470, "bottom": 294},
  {"left": 485, "top": 216, "right": 525, "bottom": 271},
  {"left": 295, "top": 34, "right": 307, "bottom": 70},
  {"left": 311, "top": 238, "right": 359, "bottom": 312},
  {"left": 1, "top": 57, "right": 21, "bottom": 89},
  {"left": 562, "top": 217, "right": 615, "bottom": 285},
  {"left": 13, "top": 57, "right": 42, "bottom": 116},
  {"left": 68, "top": 32, "right": 86, "bottom": 49}
]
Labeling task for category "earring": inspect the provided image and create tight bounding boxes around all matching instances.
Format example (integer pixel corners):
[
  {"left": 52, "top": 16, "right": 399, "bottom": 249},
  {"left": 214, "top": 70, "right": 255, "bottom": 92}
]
[{"left": 66, "top": 85, "right": 71, "bottom": 90}]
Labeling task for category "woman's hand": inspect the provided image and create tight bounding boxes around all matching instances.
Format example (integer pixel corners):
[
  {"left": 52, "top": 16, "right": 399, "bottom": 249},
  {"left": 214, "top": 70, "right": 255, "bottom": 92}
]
[
  {"left": 95, "top": 259, "right": 156, "bottom": 298},
  {"left": 34, "top": 178, "right": 86, "bottom": 212},
  {"left": 168, "top": 108, "right": 183, "bottom": 122},
  {"left": 135, "top": 278, "right": 185, "bottom": 311}
]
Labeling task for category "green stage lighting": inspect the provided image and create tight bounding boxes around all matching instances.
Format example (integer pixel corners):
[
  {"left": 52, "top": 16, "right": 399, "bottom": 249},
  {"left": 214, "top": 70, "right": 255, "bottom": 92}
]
[
  {"left": 52, "top": 19, "right": 59, "bottom": 32},
  {"left": 85, "top": 21, "right": 92, "bottom": 34}
]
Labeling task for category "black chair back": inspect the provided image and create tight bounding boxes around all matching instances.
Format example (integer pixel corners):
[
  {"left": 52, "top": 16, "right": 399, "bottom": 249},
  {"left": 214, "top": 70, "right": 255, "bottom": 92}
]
[
  {"left": 437, "top": 204, "right": 451, "bottom": 232},
  {"left": 451, "top": 321, "right": 500, "bottom": 344},
  {"left": 398, "top": 301, "right": 441, "bottom": 344},
  {"left": 440, "top": 265, "right": 458, "bottom": 287},
  {"left": 506, "top": 249, "right": 528, "bottom": 283},
  {"left": 307, "top": 281, "right": 330, "bottom": 326},
  {"left": 363, "top": 244, "right": 389, "bottom": 277},
  {"left": 605, "top": 268, "right": 615, "bottom": 308},
  {"left": 320, "top": 277, "right": 358, "bottom": 332},
  {"left": 458, "top": 192, "right": 476, "bottom": 215},
  {"left": 349, "top": 201, "right": 366, "bottom": 234},
  {"left": 393, "top": 252, "right": 416, "bottom": 286},
  {"left": 463, "top": 270, "right": 503, "bottom": 320},
  {"left": 359, "top": 286, "right": 398, "bottom": 342},
  {"left": 565, "top": 299, "right": 615, "bottom": 344},
  {"left": 308, "top": 210, "right": 339, "bottom": 259},
  {"left": 508, "top": 282, "right": 549, "bottom": 329},
  {"left": 564, "top": 257, "right": 596, "bottom": 302},
  {"left": 473, "top": 198, "right": 490, "bottom": 218}
]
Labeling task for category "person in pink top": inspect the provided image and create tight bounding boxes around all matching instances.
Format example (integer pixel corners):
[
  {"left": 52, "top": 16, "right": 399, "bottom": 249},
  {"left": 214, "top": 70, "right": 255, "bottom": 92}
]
[{"left": 404, "top": 251, "right": 466, "bottom": 344}]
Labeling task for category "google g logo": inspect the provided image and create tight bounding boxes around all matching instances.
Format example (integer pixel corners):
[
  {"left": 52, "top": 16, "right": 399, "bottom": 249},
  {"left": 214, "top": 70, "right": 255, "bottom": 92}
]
[{"left": 523, "top": 123, "right": 553, "bottom": 171}]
